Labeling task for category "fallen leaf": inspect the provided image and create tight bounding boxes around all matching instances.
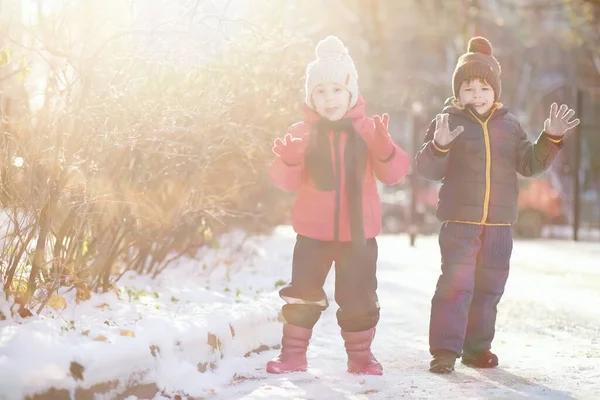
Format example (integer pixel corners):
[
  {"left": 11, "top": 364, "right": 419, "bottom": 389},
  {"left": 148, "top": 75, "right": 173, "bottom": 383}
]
[
  {"left": 69, "top": 361, "right": 85, "bottom": 381},
  {"left": 150, "top": 345, "right": 160, "bottom": 357},
  {"left": 198, "top": 362, "right": 208, "bottom": 373},
  {"left": 207, "top": 333, "right": 221, "bottom": 351},
  {"left": 120, "top": 329, "right": 135, "bottom": 338},
  {"left": 75, "top": 282, "right": 91, "bottom": 304},
  {"left": 17, "top": 305, "right": 33, "bottom": 318},
  {"left": 93, "top": 335, "right": 108, "bottom": 342},
  {"left": 48, "top": 294, "right": 68, "bottom": 311}
]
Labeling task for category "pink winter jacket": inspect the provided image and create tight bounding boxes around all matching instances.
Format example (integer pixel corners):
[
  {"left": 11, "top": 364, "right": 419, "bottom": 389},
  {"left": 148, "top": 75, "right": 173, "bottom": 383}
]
[{"left": 269, "top": 97, "right": 410, "bottom": 242}]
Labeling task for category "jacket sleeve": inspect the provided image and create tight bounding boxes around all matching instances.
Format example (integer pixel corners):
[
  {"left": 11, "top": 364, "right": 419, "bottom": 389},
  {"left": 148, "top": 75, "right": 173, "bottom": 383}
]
[
  {"left": 358, "top": 117, "right": 410, "bottom": 185},
  {"left": 371, "top": 143, "right": 410, "bottom": 185},
  {"left": 415, "top": 118, "right": 451, "bottom": 181},
  {"left": 268, "top": 123, "right": 307, "bottom": 193},
  {"left": 515, "top": 120, "right": 563, "bottom": 178}
]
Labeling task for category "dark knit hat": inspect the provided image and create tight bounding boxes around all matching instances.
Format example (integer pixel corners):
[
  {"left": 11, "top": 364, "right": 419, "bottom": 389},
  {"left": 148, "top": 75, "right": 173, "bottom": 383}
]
[{"left": 452, "top": 37, "right": 501, "bottom": 102}]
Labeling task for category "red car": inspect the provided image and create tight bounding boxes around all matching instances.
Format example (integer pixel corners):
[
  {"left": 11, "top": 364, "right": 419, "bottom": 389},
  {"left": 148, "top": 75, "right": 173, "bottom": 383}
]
[{"left": 514, "top": 177, "right": 564, "bottom": 238}]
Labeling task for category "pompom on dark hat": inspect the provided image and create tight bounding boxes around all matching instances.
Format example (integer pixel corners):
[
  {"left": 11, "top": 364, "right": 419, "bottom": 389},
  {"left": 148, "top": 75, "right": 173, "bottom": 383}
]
[{"left": 452, "top": 37, "right": 502, "bottom": 102}]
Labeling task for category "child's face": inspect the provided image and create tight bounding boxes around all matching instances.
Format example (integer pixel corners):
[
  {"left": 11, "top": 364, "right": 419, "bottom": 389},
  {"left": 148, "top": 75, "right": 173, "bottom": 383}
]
[
  {"left": 311, "top": 83, "right": 351, "bottom": 121},
  {"left": 458, "top": 78, "right": 495, "bottom": 115}
]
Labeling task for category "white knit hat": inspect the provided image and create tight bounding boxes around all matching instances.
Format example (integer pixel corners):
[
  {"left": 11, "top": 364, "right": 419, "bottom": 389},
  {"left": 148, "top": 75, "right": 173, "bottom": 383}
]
[{"left": 305, "top": 36, "right": 359, "bottom": 110}]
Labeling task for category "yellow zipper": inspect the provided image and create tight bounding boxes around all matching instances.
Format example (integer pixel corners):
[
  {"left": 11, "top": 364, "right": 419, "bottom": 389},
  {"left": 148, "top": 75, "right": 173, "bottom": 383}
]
[{"left": 467, "top": 106, "right": 497, "bottom": 224}]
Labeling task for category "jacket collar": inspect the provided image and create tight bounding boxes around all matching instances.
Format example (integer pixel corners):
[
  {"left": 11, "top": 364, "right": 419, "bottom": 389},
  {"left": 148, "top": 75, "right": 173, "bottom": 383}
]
[{"left": 443, "top": 97, "right": 508, "bottom": 124}]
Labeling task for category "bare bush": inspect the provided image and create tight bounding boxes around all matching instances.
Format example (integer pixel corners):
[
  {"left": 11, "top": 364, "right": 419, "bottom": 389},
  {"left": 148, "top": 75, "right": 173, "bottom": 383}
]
[{"left": 0, "top": 0, "right": 309, "bottom": 312}]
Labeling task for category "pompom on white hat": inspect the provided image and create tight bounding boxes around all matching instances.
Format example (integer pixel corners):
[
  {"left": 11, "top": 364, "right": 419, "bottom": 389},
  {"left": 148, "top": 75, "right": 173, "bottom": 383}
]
[{"left": 305, "top": 36, "right": 359, "bottom": 110}]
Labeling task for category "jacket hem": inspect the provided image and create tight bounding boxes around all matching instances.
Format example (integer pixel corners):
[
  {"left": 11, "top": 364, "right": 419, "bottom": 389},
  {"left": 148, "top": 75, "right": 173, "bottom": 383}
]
[{"left": 442, "top": 220, "right": 512, "bottom": 226}]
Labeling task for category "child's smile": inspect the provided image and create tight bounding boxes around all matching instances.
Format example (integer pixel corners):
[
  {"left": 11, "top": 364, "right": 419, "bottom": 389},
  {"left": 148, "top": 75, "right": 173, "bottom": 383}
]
[
  {"left": 458, "top": 78, "right": 495, "bottom": 115},
  {"left": 311, "top": 83, "right": 351, "bottom": 121}
]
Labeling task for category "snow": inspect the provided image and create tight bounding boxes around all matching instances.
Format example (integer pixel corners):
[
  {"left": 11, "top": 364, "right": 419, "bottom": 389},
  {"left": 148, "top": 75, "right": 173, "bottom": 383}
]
[
  {"left": 214, "top": 231, "right": 600, "bottom": 400},
  {"left": 0, "top": 230, "right": 287, "bottom": 399},
  {"left": 1, "top": 226, "right": 600, "bottom": 399}
]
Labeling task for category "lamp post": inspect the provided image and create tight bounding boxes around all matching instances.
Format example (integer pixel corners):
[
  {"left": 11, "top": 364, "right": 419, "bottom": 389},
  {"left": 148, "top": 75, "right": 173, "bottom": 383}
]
[
  {"left": 572, "top": 88, "right": 583, "bottom": 241},
  {"left": 409, "top": 101, "right": 423, "bottom": 247}
]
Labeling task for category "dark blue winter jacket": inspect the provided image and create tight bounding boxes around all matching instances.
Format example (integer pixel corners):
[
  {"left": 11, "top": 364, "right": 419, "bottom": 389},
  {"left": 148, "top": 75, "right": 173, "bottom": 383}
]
[{"left": 415, "top": 99, "right": 563, "bottom": 225}]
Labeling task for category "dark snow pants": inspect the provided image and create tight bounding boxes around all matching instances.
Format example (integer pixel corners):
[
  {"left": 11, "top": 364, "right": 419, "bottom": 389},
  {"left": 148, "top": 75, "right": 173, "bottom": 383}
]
[
  {"left": 429, "top": 222, "right": 513, "bottom": 356},
  {"left": 279, "top": 235, "right": 380, "bottom": 332}
]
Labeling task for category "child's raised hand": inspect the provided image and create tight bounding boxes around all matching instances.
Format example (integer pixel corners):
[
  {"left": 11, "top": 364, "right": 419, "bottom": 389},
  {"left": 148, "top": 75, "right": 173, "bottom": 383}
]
[
  {"left": 272, "top": 133, "right": 308, "bottom": 165},
  {"left": 544, "top": 103, "right": 580, "bottom": 137},
  {"left": 364, "top": 113, "right": 394, "bottom": 160},
  {"left": 433, "top": 113, "right": 464, "bottom": 147},
  {"left": 374, "top": 113, "right": 389, "bottom": 132}
]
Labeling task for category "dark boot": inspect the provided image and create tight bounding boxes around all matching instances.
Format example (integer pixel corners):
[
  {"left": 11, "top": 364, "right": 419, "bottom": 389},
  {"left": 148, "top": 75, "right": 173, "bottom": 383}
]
[
  {"left": 429, "top": 349, "right": 458, "bottom": 374},
  {"left": 341, "top": 328, "right": 383, "bottom": 375},
  {"left": 462, "top": 349, "right": 499, "bottom": 368},
  {"left": 266, "top": 324, "right": 312, "bottom": 374}
]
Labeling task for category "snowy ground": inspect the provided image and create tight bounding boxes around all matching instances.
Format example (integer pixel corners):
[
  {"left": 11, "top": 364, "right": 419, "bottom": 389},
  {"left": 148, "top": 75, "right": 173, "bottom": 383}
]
[
  {"left": 1, "top": 227, "right": 599, "bottom": 399},
  {"left": 210, "top": 227, "right": 600, "bottom": 400},
  {"left": 0, "top": 231, "right": 284, "bottom": 399}
]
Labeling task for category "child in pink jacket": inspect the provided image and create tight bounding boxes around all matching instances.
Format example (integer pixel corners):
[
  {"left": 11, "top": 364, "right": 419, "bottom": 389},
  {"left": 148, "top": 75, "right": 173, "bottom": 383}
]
[{"left": 267, "top": 35, "right": 410, "bottom": 375}]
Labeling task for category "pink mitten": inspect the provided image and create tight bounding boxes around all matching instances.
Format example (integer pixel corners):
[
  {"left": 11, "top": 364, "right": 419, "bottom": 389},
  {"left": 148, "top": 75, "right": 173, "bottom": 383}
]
[
  {"left": 362, "top": 114, "right": 394, "bottom": 160},
  {"left": 272, "top": 133, "right": 308, "bottom": 165}
]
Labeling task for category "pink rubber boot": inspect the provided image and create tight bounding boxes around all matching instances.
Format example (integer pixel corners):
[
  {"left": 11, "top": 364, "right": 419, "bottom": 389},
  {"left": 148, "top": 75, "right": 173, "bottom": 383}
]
[
  {"left": 342, "top": 327, "right": 383, "bottom": 375},
  {"left": 266, "top": 324, "right": 312, "bottom": 374}
]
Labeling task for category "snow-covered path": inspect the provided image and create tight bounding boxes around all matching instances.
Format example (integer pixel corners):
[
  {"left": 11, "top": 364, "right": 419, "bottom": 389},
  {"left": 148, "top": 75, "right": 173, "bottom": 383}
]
[{"left": 213, "top": 228, "right": 600, "bottom": 400}]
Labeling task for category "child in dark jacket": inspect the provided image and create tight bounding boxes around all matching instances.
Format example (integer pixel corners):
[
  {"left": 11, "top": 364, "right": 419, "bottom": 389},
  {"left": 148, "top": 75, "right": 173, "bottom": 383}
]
[
  {"left": 267, "top": 35, "right": 410, "bottom": 375},
  {"left": 415, "top": 37, "right": 580, "bottom": 374}
]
